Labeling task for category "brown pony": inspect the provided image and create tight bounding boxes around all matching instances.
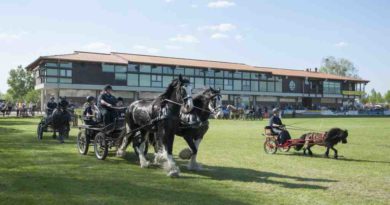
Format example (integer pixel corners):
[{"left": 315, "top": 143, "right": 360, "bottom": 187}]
[
  {"left": 295, "top": 128, "right": 348, "bottom": 159},
  {"left": 227, "top": 105, "right": 244, "bottom": 120}
]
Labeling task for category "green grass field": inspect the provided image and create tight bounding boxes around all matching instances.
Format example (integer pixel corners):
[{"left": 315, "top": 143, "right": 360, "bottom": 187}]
[{"left": 0, "top": 117, "right": 389, "bottom": 205}]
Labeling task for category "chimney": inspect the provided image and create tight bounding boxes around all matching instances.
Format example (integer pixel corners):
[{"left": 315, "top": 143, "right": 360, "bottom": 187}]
[
  {"left": 306, "top": 68, "right": 309, "bottom": 72},
  {"left": 315, "top": 67, "right": 318, "bottom": 72}
]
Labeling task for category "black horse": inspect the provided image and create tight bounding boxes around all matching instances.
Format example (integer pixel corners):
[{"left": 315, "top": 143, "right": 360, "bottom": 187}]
[
  {"left": 152, "top": 87, "right": 222, "bottom": 171},
  {"left": 295, "top": 128, "right": 348, "bottom": 159},
  {"left": 39, "top": 97, "right": 71, "bottom": 143},
  {"left": 117, "top": 76, "right": 193, "bottom": 177}
]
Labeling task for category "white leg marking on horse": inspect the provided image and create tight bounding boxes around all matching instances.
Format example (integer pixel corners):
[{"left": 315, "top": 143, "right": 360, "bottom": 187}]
[
  {"left": 188, "top": 139, "right": 203, "bottom": 171},
  {"left": 137, "top": 132, "right": 150, "bottom": 168},
  {"left": 163, "top": 153, "right": 180, "bottom": 177}
]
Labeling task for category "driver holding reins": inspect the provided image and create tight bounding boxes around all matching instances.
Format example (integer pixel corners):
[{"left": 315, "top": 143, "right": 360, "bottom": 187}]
[
  {"left": 269, "top": 107, "right": 291, "bottom": 145},
  {"left": 97, "top": 85, "right": 118, "bottom": 126}
]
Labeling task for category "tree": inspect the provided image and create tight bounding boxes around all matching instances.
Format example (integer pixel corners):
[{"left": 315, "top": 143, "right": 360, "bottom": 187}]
[
  {"left": 385, "top": 90, "right": 390, "bottom": 104},
  {"left": 7, "top": 65, "right": 35, "bottom": 101},
  {"left": 25, "top": 89, "right": 40, "bottom": 104},
  {"left": 320, "top": 56, "right": 359, "bottom": 78},
  {"left": 369, "top": 89, "right": 378, "bottom": 104},
  {"left": 360, "top": 92, "right": 369, "bottom": 104}
]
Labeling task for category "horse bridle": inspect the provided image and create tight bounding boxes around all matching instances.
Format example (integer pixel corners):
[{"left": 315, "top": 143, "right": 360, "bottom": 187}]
[{"left": 208, "top": 93, "right": 222, "bottom": 114}]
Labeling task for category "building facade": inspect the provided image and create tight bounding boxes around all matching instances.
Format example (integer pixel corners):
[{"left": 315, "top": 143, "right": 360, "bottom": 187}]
[{"left": 26, "top": 51, "right": 368, "bottom": 110}]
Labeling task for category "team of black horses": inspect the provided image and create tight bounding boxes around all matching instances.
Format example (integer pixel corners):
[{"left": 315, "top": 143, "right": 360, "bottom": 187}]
[{"left": 116, "top": 75, "right": 222, "bottom": 177}]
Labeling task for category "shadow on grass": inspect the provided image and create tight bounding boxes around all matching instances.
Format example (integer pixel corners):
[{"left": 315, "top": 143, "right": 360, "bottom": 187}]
[
  {"left": 0, "top": 171, "right": 250, "bottom": 205},
  {"left": 181, "top": 164, "right": 335, "bottom": 190},
  {"left": 275, "top": 152, "right": 390, "bottom": 164}
]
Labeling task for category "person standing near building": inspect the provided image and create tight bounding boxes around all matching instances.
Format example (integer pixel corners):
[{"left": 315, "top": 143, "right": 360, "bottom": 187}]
[{"left": 97, "top": 85, "right": 118, "bottom": 126}]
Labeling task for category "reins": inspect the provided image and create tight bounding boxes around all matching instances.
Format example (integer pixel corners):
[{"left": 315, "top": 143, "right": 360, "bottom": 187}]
[{"left": 163, "top": 99, "right": 213, "bottom": 113}]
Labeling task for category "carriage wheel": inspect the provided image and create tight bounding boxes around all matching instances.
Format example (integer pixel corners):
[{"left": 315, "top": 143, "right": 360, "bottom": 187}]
[
  {"left": 279, "top": 146, "right": 290, "bottom": 152},
  {"left": 77, "top": 130, "right": 89, "bottom": 155},
  {"left": 94, "top": 132, "right": 108, "bottom": 160},
  {"left": 37, "top": 123, "right": 44, "bottom": 140},
  {"left": 264, "top": 139, "right": 277, "bottom": 154}
]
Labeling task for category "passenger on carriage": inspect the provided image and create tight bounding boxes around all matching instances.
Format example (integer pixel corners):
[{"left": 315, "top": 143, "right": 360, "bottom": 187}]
[
  {"left": 46, "top": 96, "right": 57, "bottom": 116},
  {"left": 83, "top": 96, "right": 98, "bottom": 126},
  {"left": 97, "top": 85, "right": 118, "bottom": 126},
  {"left": 269, "top": 108, "right": 291, "bottom": 145},
  {"left": 116, "top": 97, "right": 126, "bottom": 120}
]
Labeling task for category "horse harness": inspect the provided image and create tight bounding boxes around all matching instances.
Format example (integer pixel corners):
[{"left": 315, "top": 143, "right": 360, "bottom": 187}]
[{"left": 304, "top": 132, "right": 328, "bottom": 146}]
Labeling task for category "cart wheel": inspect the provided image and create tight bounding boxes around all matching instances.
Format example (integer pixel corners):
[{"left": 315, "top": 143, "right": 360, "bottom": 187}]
[
  {"left": 37, "top": 123, "right": 44, "bottom": 140},
  {"left": 264, "top": 139, "right": 277, "bottom": 154},
  {"left": 77, "top": 130, "right": 89, "bottom": 155},
  {"left": 94, "top": 132, "right": 108, "bottom": 160},
  {"left": 279, "top": 146, "right": 290, "bottom": 152}
]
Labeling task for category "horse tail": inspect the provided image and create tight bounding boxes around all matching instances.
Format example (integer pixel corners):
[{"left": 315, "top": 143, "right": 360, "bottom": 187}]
[{"left": 294, "top": 134, "right": 306, "bottom": 151}]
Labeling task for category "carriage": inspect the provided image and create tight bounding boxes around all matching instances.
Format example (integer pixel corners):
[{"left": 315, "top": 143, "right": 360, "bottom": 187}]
[
  {"left": 36, "top": 107, "right": 73, "bottom": 141},
  {"left": 262, "top": 126, "right": 306, "bottom": 154},
  {"left": 76, "top": 107, "right": 126, "bottom": 160}
]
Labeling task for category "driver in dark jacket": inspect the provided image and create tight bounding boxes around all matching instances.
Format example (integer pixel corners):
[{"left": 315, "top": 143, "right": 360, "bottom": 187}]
[
  {"left": 269, "top": 108, "right": 291, "bottom": 144},
  {"left": 97, "top": 85, "right": 118, "bottom": 126},
  {"left": 46, "top": 96, "right": 57, "bottom": 116}
]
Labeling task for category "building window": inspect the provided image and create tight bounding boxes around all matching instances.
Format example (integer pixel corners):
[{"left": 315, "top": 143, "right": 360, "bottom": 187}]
[
  {"left": 224, "top": 79, "right": 233, "bottom": 90},
  {"left": 260, "top": 81, "right": 267, "bottom": 92},
  {"left": 242, "top": 72, "right": 250, "bottom": 79},
  {"left": 151, "top": 75, "right": 162, "bottom": 87},
  {"left": 233, "top": 72, "right": 242, "bottom": 79},
  {"left": 224, "top": 71, "right": 233, "bottom": 78},
  {"left": 185, "top": 68, "right": 194, "bottom": 76},
  {"left": 46, "top": 69, "right": 58, "bottom": 76},
  {"left": 128, "top": 63, "right": 139, "bottom": 72},
  {"left": 45, "top": 62, "right": 57, "bottom": 67},
  {"left": 151, "top": 66, "right": 162, "bottom": 74},
  {"left": 140, "top": 74, "right": 151, "bottom": 86},
  {"left": 234, "top": 80, "right": 242, "bottom": 91},
  {"left": 127, "top": 74, "right": 138, "bottom": 86},
  {"left": 163, "top": 66, "right": 174, "bottom": 74},
  {"left": 59, "top": 62, "right": 72, "bottom": 68},
  {"left": 205, "top": 78, "right": 214, "bottom": 88},
  {"left": 195, "top": 77, "right": 205, "bottom": 88},
  {"left": 140, "top": 65, "right": 152, "bottom": 73},
  {"left": 46, "top": 77, "right": 58, "bottom": 83},
  {"left": 174, "top": 67, "right": 185, "bottom": 75},
  {"left": 60, "top": 69, "right": 72, "bottom": 77},
  {"left": 214, "top": 70, "right": 223, "bottom": 77},
  {"left": 243, "top": 80, "right": 251, "bottom": 91},
  {"left": 115, "top": 73, "right": 127, "bottom": 81},
  {"left": 275, "top": 77, "right": 282, "bottom": 92},
  {"left": 251, "top": 73, "right": 259, "bottom": 79},
  {"left": 163, "top": 75, "right": 173, "bottom": 87},
  {"left": 323, "top": 81, "right": 341, "bottom": 94},
  {"left": 115, "top": 65, "right": 127, "bottom": 73},
  {"left": 59, "top": 78, "right": 72, "bottom": 84},
  {"left": 267, "top": 77, "right": 275, "bottom": 92},
  {"left": 195, "top": 69, "right": 206, "bottom": 76},
  {"left": 102, "top": 63, "right": 115, "bottom": 72},
  {"left": 251, "top": 81, "right": 258, "bottom": 91},
  {"left": 215, "top": 79, "right": 223, "bottom": 90},
  {"left": 207, "top": 69, "right": 215, "bottom": 77}
]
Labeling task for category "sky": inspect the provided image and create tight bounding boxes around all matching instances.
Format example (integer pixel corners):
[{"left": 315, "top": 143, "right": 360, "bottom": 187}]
[{"left": 0, "top": 0, "right": 389, "bottom": 94}]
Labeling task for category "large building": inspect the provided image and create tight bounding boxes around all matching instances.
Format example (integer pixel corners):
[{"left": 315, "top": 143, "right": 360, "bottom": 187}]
[{"left": 26, "top": 51, "right": 368, "bottom": 110}]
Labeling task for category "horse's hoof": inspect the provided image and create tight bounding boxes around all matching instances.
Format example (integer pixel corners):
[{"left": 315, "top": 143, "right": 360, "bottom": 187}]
[
  {"left": 334, "top": 155, "right": 338, "bottom": 159},
  {"left": 140, "top": 161, "right": 150, "bottom": 168},
  {"left": 116, "top": 150, "right": 125, "bottom": 158},
  {"left": 324, "top": 154, "right": 329, "bottom": 158},
  {"left": 167, "top": 170, "right": 180, "bottom": 177},
  {"left": 187, "top": 163, "right": 202, "bottom": 171}
]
